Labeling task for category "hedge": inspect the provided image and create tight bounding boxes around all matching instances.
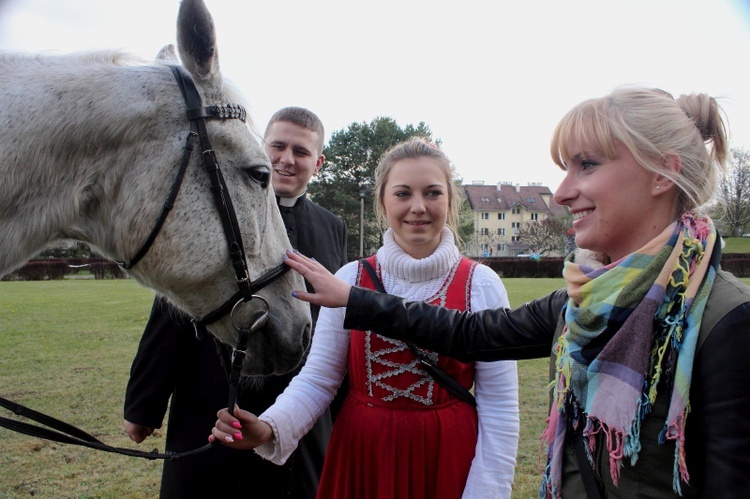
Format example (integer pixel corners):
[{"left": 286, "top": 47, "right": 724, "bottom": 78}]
[
  {"left": 4, "top": 254, "right": 750, "bottom": 281},
  {"left": 479, "top": 254, "right": 750, "bottom": 278},
  {"left": 1, "top": 258, "right": 127, "bottom": 281}
]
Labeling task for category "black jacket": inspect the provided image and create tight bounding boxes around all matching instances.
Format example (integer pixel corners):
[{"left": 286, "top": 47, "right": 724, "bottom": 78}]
[
  {"left": 343, "top": 270, "right": 750, "bottom": 498},
  {"left": 124, "top": 195, "right": 347, "bottom": 499}
]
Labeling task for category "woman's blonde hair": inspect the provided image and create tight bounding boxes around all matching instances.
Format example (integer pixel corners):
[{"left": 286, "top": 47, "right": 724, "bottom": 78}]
[
  {"left": 374, "top": 137, "right": 464, "bottom": 244},
  {"left": 550, "top": 86, "right": 729, "bottom": 215}
]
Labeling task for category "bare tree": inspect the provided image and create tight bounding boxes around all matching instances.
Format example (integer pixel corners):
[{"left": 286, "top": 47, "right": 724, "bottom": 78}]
[
  {"left": 517, "top": 217, "right": 571, "bottom": 256},
  {"left": 714, "top": 148, "right": 750, "bottom": 237}
]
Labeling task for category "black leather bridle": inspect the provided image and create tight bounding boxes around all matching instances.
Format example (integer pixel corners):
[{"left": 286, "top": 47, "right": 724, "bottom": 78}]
[
  {"left": 116, "top": 65, "right": 290, "bottom": 334},
  {"left": 0, "top": 66, "right": 292, "bottom": 460}
]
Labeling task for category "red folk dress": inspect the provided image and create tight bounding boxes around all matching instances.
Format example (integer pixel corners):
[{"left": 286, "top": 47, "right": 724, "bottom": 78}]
[{"left": 316, "top": 256, "right": 479, "bottom": 499}]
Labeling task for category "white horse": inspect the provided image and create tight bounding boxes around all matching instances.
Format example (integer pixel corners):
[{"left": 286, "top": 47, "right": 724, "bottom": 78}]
[{"left": 0, "top": 0, "right": 311, "bottom": 376}]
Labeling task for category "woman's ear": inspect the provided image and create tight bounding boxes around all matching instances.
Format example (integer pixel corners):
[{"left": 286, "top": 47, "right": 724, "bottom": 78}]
[{"left": 654, "top": 153, "right": 682, "bottom": 194}]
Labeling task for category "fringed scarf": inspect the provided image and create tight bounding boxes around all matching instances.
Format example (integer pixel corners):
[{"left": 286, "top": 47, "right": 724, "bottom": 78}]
[{"left": 540, "top": 214, "right": 718, "bottom": 498}]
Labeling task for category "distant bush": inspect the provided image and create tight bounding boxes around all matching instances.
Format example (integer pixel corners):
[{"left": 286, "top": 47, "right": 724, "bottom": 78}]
[
  {"left": 479, "top": 254, "right": 750, "bottom": 278},
  {"left": 2, "top": 260, "right": 71, "bottom": 281},
  {"left": 1, "top": 258, "right": 126, "bottom": 281},
  {"left": 88, "top": 259, "right": 127, "bottom": 279},
  {"left": 478, "top": 257, "right": 564, "bottom": 278},
  {"left": 720, "top": 255, "right": 750, "bottom": 277}
]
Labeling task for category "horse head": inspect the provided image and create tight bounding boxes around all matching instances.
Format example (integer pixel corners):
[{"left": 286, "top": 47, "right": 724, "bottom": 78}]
[{"left": 0, "top": 0, "right": 312, "bottom": 376}]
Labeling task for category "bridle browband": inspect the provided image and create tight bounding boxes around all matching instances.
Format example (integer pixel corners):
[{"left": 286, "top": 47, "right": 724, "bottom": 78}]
[{"left": 0, "top": 65, "right": 292, "bottom": 461}]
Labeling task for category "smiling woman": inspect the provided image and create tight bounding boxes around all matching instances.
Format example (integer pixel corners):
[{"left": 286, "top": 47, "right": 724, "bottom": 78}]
[{"left": 211, "top": 137, "right": 521, "bottom": 498}]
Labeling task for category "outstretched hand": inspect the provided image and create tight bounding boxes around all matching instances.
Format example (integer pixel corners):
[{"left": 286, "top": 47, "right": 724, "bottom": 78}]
[
  {"left": 283, "top": 250, "right": 351, "bottom": 308},
  {"left": 209, "top": 406, "right": 273, "bottom": 450}
]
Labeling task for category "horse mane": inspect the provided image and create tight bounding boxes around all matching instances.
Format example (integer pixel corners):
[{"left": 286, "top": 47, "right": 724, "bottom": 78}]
[{"left": 0, "top": 49, "right": 146, "bottom": 69}]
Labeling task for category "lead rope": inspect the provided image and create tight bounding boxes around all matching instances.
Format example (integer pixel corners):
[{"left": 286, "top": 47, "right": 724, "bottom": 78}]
[{"left": 0, "top": 309, "right": 268, "bottom": 460}]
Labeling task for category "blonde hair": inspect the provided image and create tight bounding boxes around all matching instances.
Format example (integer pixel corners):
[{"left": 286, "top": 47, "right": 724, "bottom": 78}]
[
  {"left": 374, "top": 137, "right": 464, "bottom": 244},
  {"left": 550, "top": 86, "right": 729, "bottom": 215}
]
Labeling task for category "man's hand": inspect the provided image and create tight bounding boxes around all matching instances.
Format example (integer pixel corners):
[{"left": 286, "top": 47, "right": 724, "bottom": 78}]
[{"left": 124, "top": 420, "right": 155, "bottom": 444}]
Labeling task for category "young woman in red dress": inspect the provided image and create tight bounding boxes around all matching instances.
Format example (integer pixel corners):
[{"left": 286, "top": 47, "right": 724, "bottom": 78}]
[{"left": 211, "top": 137, "right": 520, "bottom": 498}]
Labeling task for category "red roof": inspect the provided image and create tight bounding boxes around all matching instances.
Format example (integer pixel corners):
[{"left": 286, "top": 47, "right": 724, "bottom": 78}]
[{"left": 463, "top": 183, "right": 568, "bottom": 217}]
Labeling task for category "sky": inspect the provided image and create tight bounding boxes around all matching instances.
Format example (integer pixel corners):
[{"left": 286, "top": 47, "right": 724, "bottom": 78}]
[{"left": 2, "top": 0, "right": 750, "bottom": 193}]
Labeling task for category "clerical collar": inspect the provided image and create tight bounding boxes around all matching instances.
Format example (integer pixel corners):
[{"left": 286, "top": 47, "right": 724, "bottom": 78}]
[{"left": 277, "top": 192, "right": 306, "bottom": 207}]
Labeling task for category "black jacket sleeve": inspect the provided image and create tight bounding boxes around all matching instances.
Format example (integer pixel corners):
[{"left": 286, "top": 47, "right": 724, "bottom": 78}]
[
  {"left": 343, "top": 286, "right": 569, "bottom": 362},
  {"left": 123, "top": 297, "right": 191, "bottom": 428}
]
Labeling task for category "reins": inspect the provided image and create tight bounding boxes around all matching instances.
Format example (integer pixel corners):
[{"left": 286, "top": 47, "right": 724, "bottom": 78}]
[
  {"left": 0, "top": 65, "right": 289, "bottom": 460},
  {"left": 0, "top": 311, "right": 265, "bottom": 460}
]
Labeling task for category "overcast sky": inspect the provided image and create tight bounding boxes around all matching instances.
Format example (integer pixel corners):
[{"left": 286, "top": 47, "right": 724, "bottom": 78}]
[{"left": 2, "top": 0, "right": 749, "bottom": 192}]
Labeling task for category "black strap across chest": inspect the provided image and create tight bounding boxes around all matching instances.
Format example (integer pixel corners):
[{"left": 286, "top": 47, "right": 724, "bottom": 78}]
[{"left": 359, "top": 258, "right": 476, "bottom": 407}]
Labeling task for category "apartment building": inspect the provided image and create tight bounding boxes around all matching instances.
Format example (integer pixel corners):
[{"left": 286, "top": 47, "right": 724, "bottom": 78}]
[{"left": 463, "top": 181, "right": 569, "bottom": 257}]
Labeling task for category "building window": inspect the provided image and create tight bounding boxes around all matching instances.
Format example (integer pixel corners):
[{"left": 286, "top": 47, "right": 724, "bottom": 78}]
[
  {"left": 512, "top": 236, "right": 520, "bottom": 242},
  {"left": 497, "top": 228, "right": 505, "bottom": 236},
  {"left": 512, "top": 222, "right": 521, "bottom": 229},
  {"left": 497, "top": 243, "right": 505, "bottom": 252},
  {"left": 512, "top": 207, "right": 521, "bottom": 215},
  {"left": 530, "top": 213, "right": 539, "bottom": 221},
  {"left": 481, "top": 212, "right": 489, "bottom": 220},
  {"left": 481, "top": 228, "right": 489, "bottom": 235},
  {"left": 497, "top": 213, "right": 505, "bottom": 220}
]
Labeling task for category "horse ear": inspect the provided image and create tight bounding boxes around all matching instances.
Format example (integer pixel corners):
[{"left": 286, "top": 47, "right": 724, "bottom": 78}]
[
  {"left": 176, "top": 0, "right": 219, "bottom": 78},
  {"left": 155, "top": 44, "right": 179, "bottom": 65}
]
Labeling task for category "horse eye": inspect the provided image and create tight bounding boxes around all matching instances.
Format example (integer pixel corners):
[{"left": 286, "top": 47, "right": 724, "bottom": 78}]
[{"left": 247, "top": 166, "right": 270, "bottom": 189}]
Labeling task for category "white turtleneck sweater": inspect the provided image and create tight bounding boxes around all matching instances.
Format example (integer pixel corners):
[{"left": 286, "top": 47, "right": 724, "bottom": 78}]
[{"left": 256, "top": 228, "right": 519, "bottom": 498}]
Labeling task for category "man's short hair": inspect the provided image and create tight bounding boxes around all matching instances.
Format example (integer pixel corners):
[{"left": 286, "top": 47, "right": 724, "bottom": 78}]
[{"left": 265, "top": 107, "right": 325, "bottom": 152}]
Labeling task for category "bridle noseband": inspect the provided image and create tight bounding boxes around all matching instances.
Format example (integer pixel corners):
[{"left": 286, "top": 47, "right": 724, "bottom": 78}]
[{"left": 116, "top": 65, "right": 290, "bottom": 334}]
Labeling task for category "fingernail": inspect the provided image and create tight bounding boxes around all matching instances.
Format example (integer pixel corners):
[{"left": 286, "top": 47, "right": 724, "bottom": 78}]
[
  {"left": 293, "top": 249, "right": 300, "bottom": 254},
  {"left": 291, "top": 291, "right": 298, "bottom": 298},
  {"left": 234, "top": 432, "right": 244, "bottom": 440},
  {"left": 286, "top": 249, "right": 293, "bottom": 254},
  {"left": 224, "top": 435, "right": 234, "bottom": 443},
  {"left": 232, "top": 421, "right": 242, "bottom": 429},
  {"left": 208, "top": 435, "right": 215, "bottom": 443}
]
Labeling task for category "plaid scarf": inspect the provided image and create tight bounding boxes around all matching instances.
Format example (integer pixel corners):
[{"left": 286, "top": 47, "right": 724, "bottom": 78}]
[{"left": 540, "top": 214, "right": 718, "bottom": 498}]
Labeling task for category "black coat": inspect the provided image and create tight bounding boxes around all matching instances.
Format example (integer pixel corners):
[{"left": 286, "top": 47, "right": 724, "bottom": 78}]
[{"left": 124, "top": 195, "right": 347, "bottom": 499}]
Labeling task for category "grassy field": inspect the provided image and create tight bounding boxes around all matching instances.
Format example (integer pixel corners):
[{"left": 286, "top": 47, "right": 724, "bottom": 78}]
[
  {"left": 1, "top": 275, "right": 747, "bottom": 497},
  {"left": 723, "top": 236, "right": 750, "bottom": 253},
  {"left": 0, "top": 280, "right": 160, "bottom": 498}
]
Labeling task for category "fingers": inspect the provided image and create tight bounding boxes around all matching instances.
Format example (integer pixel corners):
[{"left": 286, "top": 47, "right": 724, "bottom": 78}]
[
  {"left": 282, "top": 250, "right": 351, "bottom": 308},
  {"left": 209, "top": 406, "right": 269, "bottom": 450},
  {"left": 124, "top": 421, "right": 154, "bottom": 444}
]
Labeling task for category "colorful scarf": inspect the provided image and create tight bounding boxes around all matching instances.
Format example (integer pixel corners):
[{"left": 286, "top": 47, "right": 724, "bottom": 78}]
[{"left": 540, "top": 214, "right": 718, "bottom": 498}]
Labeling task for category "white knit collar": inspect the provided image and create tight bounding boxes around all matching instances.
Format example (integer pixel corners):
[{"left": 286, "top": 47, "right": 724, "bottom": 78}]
[{"left": 376, "top": 228, "right": 460, "bottom": 283}]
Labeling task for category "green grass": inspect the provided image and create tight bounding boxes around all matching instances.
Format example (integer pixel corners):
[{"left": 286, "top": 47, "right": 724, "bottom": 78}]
[
  {"left": 722, "top": 236, "right": 750, "bottom": 253},
  {"left": 1, "top": 276, "right": 747, "bottom": 497},
  {"left": 503, "top": 279, "right": 563, "bottom": 498},
  {"left": 0, "top": 280, "right": 160, "bottom": 498}
]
